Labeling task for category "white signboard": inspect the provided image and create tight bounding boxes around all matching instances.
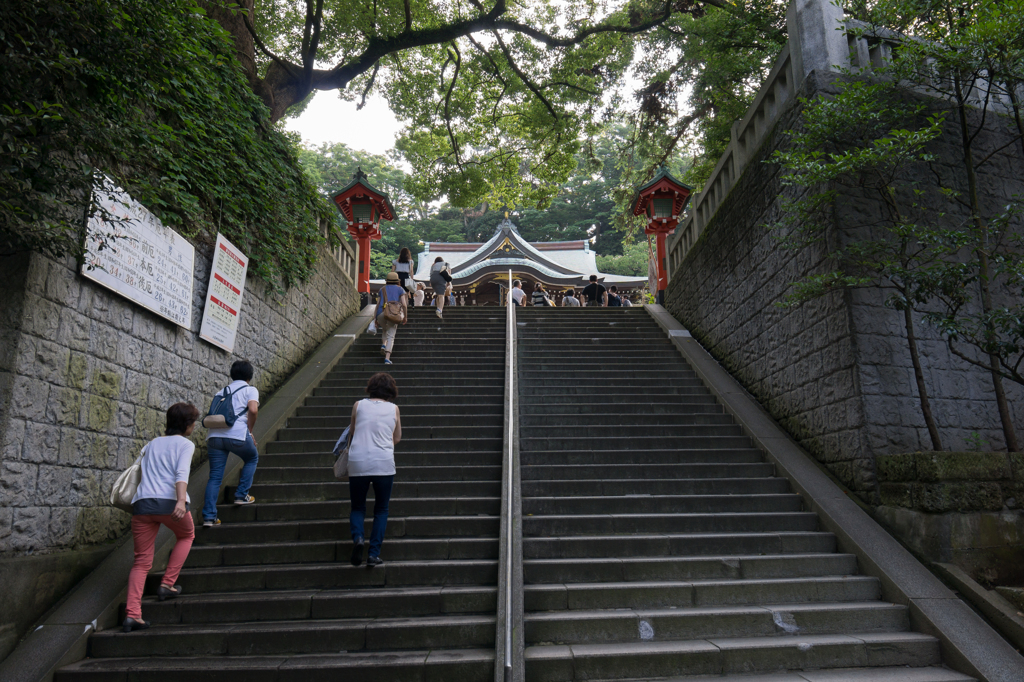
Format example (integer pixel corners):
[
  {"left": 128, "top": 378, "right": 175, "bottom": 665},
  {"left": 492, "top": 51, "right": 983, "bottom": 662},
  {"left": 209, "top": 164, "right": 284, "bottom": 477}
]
[
  {"left": 199, "top": 233, "right": 249, "bottom": 353},
  {"left": 83, "top": 179, "right": 195, "bottom": 329}
]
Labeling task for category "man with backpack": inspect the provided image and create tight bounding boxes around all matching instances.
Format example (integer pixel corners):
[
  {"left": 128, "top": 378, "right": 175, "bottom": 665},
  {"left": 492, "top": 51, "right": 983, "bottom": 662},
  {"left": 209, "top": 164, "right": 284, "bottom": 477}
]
[{"left": 202, "top": 360, "right": 260, "bottom": 527}]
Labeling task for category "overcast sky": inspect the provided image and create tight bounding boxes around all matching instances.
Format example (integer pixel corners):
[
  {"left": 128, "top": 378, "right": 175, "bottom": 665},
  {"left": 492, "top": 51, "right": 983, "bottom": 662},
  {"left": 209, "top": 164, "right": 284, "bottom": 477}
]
[{"left": 285, "top": 91, "right": 403, "bottom": 156}]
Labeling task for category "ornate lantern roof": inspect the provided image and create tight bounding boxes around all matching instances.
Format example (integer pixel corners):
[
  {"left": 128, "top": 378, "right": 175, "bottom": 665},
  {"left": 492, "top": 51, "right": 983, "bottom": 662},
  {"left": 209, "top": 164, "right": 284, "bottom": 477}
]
[
  {"left": 329, "top": 168, "right": 397, "bottom": 227},
  {"left": 630, "top": 166, "right": 695, "bottom": 228}
]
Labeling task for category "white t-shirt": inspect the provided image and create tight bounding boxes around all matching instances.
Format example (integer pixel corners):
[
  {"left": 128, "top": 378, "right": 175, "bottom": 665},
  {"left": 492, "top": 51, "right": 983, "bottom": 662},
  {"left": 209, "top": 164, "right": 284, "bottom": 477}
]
[
  {"left": 132, "top": 435, "right": 194, "bottom": 504},
  {"left": 510, "top": 288, "right": 525, "bottom": 304},
  {"left": 393, "top": 260, "right": 412, "bottom": 274},
  {"left": 348, "top": 399, "right": 397, "bottom": 477},
  {"left": 413, "top": 289, "right": 425, "bottom": 306},
  {"left": 206, "top": 380, "right": 259, "bottom": 441}
]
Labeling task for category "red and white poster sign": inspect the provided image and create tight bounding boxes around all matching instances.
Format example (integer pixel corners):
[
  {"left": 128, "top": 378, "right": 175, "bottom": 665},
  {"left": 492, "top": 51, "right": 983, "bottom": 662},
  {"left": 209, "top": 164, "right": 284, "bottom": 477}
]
[{"left": 199, "top": 233, "right": 248, "bottom": 352}]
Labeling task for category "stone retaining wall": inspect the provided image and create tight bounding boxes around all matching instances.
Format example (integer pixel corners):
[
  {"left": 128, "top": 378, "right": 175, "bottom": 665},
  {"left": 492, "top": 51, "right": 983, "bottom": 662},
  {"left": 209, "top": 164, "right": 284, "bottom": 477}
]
[
  {"left": 664, "top": 69, "right": 1024, "bottom": 500},
  {"left": 0, "top": 236, "right": 359, "bottom": 659},
  {"left": 874, "top": 451, "right": 1024, "bottom": 585}
]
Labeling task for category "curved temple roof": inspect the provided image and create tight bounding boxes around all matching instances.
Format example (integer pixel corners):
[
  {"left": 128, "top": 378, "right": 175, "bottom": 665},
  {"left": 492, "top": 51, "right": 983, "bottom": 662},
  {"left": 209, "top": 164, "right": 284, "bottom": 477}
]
[{"left": 411, "top": 218, "right": 647, "bottom": 287}]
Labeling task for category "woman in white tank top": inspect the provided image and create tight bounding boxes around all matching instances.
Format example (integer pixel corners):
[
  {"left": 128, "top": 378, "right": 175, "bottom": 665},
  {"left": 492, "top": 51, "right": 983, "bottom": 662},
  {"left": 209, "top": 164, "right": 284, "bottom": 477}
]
[{"left": 347, "top": 372, "right": 402, "bottom": 567}]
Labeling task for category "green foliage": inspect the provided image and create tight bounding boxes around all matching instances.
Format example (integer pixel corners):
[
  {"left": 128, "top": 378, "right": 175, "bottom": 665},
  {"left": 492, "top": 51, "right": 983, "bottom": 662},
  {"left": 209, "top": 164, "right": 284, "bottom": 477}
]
[
  {"left": 1, "top": 0, "right": 332, "bottom": 287},
  {"left": 596, "top": 240, "right": 651, "bottom": 277}
]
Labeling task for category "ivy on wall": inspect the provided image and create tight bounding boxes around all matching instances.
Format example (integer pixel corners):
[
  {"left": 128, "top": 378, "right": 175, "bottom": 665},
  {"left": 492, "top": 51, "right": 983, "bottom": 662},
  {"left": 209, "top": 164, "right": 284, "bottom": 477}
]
[{"left": 0, "top": 0, "right": 333, "bottom": 288}]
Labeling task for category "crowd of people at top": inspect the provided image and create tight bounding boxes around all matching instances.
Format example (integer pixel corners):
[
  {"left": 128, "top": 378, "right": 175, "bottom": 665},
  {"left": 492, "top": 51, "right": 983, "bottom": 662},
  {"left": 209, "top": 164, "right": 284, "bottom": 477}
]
[{"left": 511, "top": 274, "right": 634, "bottom": 308}]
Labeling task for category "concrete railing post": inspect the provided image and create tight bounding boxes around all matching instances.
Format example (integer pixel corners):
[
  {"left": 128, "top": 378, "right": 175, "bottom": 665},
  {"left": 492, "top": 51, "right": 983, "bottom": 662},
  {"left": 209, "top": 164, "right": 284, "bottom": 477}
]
[{"left": 787, "top": 0, "right": 849, "bottom": 80}]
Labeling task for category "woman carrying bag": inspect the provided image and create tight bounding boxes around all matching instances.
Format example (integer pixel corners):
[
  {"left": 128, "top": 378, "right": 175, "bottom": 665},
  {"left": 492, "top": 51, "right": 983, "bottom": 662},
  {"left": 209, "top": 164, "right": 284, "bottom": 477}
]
[
  {"left": 377, "top": 271, "right": 408, "bottom": 366},
  {"left": 347, "top": 373, "right": 402, "bottom": 567},
  {"left": 123, "top": 402, "right": 200, "bottom": 632}
]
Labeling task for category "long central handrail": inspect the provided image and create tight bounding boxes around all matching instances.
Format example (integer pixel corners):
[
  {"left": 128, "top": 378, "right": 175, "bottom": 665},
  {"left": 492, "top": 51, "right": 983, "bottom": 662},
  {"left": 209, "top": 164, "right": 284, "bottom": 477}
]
[{"left": 503, "top": 269, "right": 515, "bottom": 681}]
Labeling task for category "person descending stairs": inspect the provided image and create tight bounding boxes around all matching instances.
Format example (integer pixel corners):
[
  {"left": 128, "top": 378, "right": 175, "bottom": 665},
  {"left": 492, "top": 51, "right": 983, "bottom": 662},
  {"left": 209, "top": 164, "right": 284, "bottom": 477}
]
[
  {"left": 56, "top": 307, "right": 506, "bottom": 681},
  {"left": 516, "top": 306, "right": 973, "bottom": 682}
]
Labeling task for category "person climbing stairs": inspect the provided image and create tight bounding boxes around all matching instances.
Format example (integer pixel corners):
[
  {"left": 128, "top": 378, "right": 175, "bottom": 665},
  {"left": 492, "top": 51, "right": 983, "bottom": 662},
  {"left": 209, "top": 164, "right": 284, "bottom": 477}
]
[{"left": 55, "top": 307, "right": 506, "bottom": 681}]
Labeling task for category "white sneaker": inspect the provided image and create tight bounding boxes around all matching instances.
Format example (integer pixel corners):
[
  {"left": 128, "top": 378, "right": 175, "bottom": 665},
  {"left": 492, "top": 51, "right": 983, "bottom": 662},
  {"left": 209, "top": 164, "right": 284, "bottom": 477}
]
[
  {"left": 234, "top": 495, "right": 255, "bottom": 505},
  {"left": 435, "top": 308, "right": 443, "bottom": 319}
]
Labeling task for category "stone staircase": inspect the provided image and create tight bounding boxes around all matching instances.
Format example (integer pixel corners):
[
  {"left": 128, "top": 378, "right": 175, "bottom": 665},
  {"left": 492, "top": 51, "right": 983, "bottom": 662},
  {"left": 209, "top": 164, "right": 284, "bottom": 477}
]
[
  {"left": 55, "top": 306, "right": 506, "bottom": 681},
  {"left": 515, "top": 307, "right": 973, "bottom": 682}
]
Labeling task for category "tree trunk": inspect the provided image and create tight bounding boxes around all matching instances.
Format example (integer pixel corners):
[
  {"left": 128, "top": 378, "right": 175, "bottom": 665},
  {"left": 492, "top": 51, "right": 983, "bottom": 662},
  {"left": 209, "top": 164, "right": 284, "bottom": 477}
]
[
  {"left": 954, "top": 88, "right": 1020, "bottom": 451},
  {"left": 202, "top": 0, "right": 305, "bottom": 120},
  {"left": 903, "top": 305, "right": 944, "bottom": 451}
]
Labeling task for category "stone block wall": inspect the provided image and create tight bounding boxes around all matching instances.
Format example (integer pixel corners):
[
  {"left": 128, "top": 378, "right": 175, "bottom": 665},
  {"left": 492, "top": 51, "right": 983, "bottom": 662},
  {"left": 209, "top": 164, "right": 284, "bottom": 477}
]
[
  {"left": 665, "top": 69, "right": 1024, "bottom": 501},
  {"left": 0, "top": 242, "right": 358, "bottom": 553},
  {"left": 0, "top": 236, "right": 358, "bottom": 658},
  {"left": 874, "top": 451, "right": 1024, "bottom": 584}
]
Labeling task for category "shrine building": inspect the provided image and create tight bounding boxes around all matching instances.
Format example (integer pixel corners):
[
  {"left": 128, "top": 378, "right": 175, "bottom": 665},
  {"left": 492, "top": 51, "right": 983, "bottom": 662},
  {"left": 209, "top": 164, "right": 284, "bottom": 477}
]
[{"left": 396, "top": 218, "right": 647, "bottom": 306}]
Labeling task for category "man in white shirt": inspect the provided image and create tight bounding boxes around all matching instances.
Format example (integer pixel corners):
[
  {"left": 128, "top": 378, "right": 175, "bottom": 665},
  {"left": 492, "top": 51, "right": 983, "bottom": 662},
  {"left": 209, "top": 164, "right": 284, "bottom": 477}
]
[
  {"left": 510, "top": 280, "right": 526, "bottom": 306},
  {"left": 562, "top": 289, "right": 580, "bottom": 307},
  {"left": 202, "top": 360, "right": 260, "bottom": 527}
]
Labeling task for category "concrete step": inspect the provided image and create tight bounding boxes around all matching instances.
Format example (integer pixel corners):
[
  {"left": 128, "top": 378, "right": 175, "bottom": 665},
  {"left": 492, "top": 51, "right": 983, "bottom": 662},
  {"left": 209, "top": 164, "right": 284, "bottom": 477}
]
[
  {"left": 267, "top": 436, "right": 502, "bottom": 454},
  {"left": 248, "top": 480, "right": 500, "bottom": 501},
  {"left": 286, "top": 414, "right": 503, "bottom": 429},
  {"left": 523, "top": 554, "right": 858, "bottom": 584},
  {"left": 87, "top": 614, "right": 496, "bottom": 657},
  {"left": 134, "top": 585, "right": 499, "bottom": 625},
  {"left": 518, "top": 392, "right": 712, "bottom": 404},
  {"left": 295, "top": 404, "right": 504, "bottom": 418},
  {"left": 522, "top": 512, "right": 819, "bottom": 536},
  {"left": 253, "top": 465, "right": 501, "bottom": 483},
  {"left": 523, "top": 532, "right": 837, "bottom": 559},
  {"left": 521, "top": 632, "right": 941, "bottom": 681},
  {"left": 521, "top": 477, "right": 791, "bottom": 497},
  {"left": 56, "top": 648, "right": 495, "bottom": 681},
  {"left": 522, "top": 576, "right": 879, "bottom": 611},
  {"left": 520, "top": 424, "right": 745, "bottom": 439},
  {"left": 259, "top": 451, "right": 501, "bottom": 468},
  {"left": 521, "top": 463, "right": 773, "bottom": 480},
  {"left": 521, "top": 436, "right": 753, "bottom": 452},
  {"left": 157, "top": 559, "right": 499, "bottom": 593},
  {"left": 192, "top": 515, "right": 499, "bottom": 546},
  {"left": 186, "top": 537, "right": 498, "bottom": 568},
  {"left": 521, "top": 494, "right": 803, "bottom": 515},
  {"left": 524, "top": 602, "right": 908, "bottom": 644},
  {"left": 303, "top": 395, "right": 504, "bottom": 407},
  {"left": 520, "top": 401, "right": 721, "bottom": 415},
  {"left": 277, "top": 425, "right": 503, "bottom": 441},
  {"left": 519, "top": 448, "right": 765, "bottom": 466},
  {"left": 216, "top": 495, "right": 500, "bottom": 520},
  {"left": 521, "top": 411, "right": 729, "bottom": 425}
]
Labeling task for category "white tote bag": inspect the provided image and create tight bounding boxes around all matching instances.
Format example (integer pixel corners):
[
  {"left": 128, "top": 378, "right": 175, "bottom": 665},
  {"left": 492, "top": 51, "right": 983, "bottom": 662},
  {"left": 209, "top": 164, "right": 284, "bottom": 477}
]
[{"left": 110, "top": 445, "right": 146, "bottom": 512}]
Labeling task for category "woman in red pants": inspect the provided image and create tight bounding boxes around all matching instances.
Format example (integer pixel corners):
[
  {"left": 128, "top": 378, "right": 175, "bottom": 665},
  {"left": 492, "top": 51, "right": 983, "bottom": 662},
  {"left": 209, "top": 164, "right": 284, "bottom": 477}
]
[{"left": 123, "top": 402, "right": 200, "bottom": 632}]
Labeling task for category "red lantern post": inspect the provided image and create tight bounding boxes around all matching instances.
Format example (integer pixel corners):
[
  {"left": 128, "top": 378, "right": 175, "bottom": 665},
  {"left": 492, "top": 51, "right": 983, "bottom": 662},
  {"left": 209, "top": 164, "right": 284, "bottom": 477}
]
[
  {"left": 631, "top": 168, "right": 694, "bottom": 304},
  {"left": 331, "top": 168, "right": 397, "bottom": 297}
]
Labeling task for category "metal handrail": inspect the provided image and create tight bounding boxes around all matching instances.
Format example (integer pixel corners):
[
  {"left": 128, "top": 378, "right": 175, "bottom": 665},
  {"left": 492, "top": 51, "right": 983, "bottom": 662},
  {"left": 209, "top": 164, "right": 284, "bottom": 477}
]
[{"left": 503, "top": 268, "right": 514, "bottom": 682}]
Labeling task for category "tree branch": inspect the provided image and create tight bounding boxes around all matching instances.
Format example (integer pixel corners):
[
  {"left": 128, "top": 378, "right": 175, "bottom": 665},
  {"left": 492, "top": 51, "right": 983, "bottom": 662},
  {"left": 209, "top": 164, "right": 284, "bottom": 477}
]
[
  {"left": 444, "top": 43, "right": 463, "bottom": 165},
  {"left": 404, "top": 0, "right": 412, "bottom": 33},
  {"left": 357, "top": 62, "right": 380, "bottom": 110},
  {"left": 242, "top": 9, "right": 301, "bottom": 76},
  {"left": 492, "top": 30, "right": 559, "bottom": 121}
]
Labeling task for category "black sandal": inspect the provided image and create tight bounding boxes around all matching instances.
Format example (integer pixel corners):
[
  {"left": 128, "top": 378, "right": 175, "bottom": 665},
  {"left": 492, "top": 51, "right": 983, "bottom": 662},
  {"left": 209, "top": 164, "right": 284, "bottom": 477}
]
[{"left": 122, "top": 617, "right": 150, "bottom": 633}]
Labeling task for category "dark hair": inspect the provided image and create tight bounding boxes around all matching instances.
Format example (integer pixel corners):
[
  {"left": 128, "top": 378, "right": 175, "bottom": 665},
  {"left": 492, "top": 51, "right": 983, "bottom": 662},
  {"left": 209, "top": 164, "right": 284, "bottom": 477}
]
[
  {"left": 434, "top": 256, "right": 444, "bottom": 263},
  {"left": 565, "top": 289, "right": 573, "bottom": 294},
  {"left": 399, "top": 247, "right": 412, "bottom": 263},
  {"left": 230, "top": 360, "right": 254, "bottom": 382},
  {"left": 366, "top": 372, "right": 398, "bottom": 401},
  {"left": 166, "top": 402, "right": 200, "bottom": 436},
  {"left": 589, "top": 275, "right": 598, "bottom": 282},
  {"left": 610, "top": 286, "right": 617, "bottom": 293},
  {"left": 535, "top": 282, "right": 544, "bottom": 290},
  {"left": 513, "top": 280, "right": 521, "bottom": 287}
]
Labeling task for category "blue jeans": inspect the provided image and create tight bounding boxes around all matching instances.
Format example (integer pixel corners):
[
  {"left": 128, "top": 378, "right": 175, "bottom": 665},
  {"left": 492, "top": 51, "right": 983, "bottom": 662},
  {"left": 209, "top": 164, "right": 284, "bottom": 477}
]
[
  {"left": 349, "top": 475, "right": 394, "bottom": 558},
  {"left": 203, "top": 433, "right": 259, "bottom": 521}
]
